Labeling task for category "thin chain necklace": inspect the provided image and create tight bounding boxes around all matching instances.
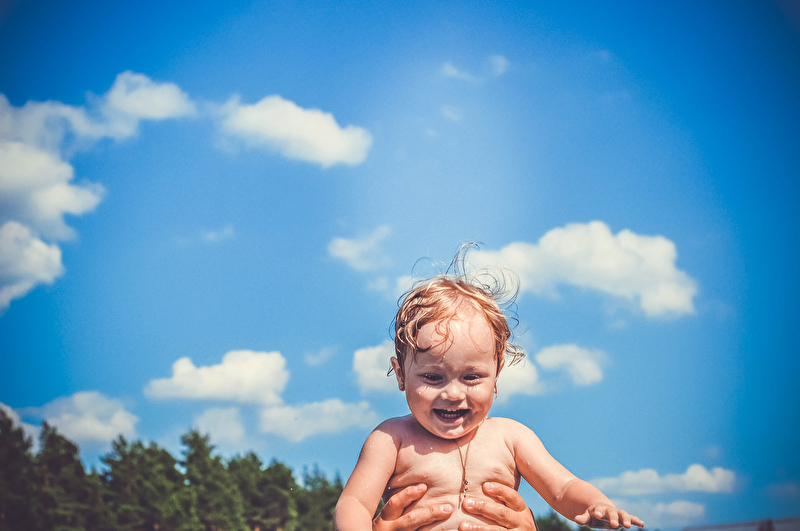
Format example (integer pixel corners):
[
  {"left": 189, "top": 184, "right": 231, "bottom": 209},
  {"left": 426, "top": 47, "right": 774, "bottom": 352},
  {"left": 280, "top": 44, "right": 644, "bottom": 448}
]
[{"left": 455, "top": 420, "right": 483, "bottom": 509}]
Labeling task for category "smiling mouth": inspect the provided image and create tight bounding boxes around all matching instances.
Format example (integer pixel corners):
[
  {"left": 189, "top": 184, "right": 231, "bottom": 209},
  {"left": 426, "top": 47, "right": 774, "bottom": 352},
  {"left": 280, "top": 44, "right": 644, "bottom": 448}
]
[{"left": 434, "top": 408, "right": 469, "bottom": 421}]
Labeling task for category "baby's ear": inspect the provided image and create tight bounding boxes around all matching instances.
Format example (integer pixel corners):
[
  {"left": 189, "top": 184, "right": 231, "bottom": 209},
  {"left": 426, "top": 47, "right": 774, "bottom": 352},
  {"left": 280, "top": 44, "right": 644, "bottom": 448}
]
[
  {"left": 390, "top": 357, "right": 405, "bottom": 391},
  {"left": 494, "top": 354, "right": 505, "bottom": 396}
]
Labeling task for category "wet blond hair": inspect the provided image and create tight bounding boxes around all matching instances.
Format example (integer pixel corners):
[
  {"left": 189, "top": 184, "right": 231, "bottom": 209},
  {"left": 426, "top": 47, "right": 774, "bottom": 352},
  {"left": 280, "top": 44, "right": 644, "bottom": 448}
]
[{"left": 392, "top": 244, "right": 524, "bottom": 378}]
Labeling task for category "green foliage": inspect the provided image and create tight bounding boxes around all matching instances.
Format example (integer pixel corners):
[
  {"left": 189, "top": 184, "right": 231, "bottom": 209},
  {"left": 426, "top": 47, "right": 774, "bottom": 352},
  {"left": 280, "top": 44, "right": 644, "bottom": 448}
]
[
  {"left": 0, "top": 413, "right": 342, "bottom": 531},
  {"left": 102, "top": 436, "right": 183, "bottom": 531},
  {"left": 228, "top": 453, "right": 299, "bottom": 531},
  {"left": 293, "top": 466, "right": 343, "bottom": 531},
  {"left": 35, "top": 423, "right": 112, "bottom": 531},
  {"left": 180, "top": 431, "right": 248, "bottom": 531},
  {"left": 0, "top": 409, "right": 38, "bottom": 531}
]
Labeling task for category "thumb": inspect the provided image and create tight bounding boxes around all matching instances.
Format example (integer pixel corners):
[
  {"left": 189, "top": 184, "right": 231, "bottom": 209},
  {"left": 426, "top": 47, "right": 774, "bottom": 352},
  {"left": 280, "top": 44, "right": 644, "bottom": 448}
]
[{"left": 575, "top": 511, "right": 591, "bottom": 525}]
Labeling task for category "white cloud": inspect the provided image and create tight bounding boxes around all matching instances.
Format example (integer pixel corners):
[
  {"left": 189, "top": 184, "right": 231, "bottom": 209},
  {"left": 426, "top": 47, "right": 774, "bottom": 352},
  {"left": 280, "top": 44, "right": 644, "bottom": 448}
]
[
  {"left": 260, "top": 399, "right": 379, "bottom": 442},
  {"left": 103, "top": 71, "right": 196, "bottom": 126},
  {"left": 442, "top": 56, "right": 508, "bottom": 81},
  {"left": 488, "top": 55, "right": 509, "bottom": 76},
  {"left": 32, "top": 391, "right": 138, "bottom": 443},
  {"left": 305, "top": 347, "right": 335, "bottom": 367},
  {"left": 0, "top": 72, "right": 194, "bottom": 311},
  {"left": 328, "top": 225, "right": 391, "bottom": 271},
  {"left": 441, "top": 105, "right": 462, "bottom": 123},
  {"left": 200, "top": 224, "right": 235, "bottom": 243},
  {"left": 612, "top": 499, "right": 705, "bottom": 528},
  {"left": 219, "top": 94, "right": 372, "bottom": 167},
  {"left": 591, "top": 464, "right": 736, "bottom": 495},
  {"left": 473, "top": 221, "right": 698, "bottom": 317},
  {"left": 144, "top": 350, "right": 289, "bottom": 405},
  {"left": 535, "top": 344, "right": 606, "bottom": 386},
  {"left": 0, "top": 141, "right": 104, "bottom": 239},
  {"left": 441, "top": 62, "right": 477, "bottom": 82},
  {"left": 369, "top": 274, "right": 416, "bottom": 302},
  {"left": 0, "top": 72, "right": 195, "bottom": 149},
  {"left": 0, "top": 221, "right": 64, "bottom": 311},
  {"left": 496, "top": 359, "right": 544, "bottom": 401},
  {"left": 0, "top": 402, "right": 41, "bottom": 451},
  {"left": 353, "top": 340, "right": 397, "bottom": 393},
  {"left": 194, "top": 407, "right": 245, "bottom": 444}
]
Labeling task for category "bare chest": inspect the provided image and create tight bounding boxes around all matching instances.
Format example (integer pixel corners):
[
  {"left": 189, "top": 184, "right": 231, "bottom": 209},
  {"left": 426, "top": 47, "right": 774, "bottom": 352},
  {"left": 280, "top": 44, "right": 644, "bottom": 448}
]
[{"left": 384, "top": 429, "right": 519, "bottom": 531}]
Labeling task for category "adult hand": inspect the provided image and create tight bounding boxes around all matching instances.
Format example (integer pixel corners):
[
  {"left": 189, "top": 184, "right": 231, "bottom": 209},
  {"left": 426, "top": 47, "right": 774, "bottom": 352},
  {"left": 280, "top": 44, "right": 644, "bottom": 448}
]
[
  {"left": 373, "top": 484, "right": 454, "bottom": 531},
  {"left": 459, "top": 482, "right": 537, "bottom": 531}
]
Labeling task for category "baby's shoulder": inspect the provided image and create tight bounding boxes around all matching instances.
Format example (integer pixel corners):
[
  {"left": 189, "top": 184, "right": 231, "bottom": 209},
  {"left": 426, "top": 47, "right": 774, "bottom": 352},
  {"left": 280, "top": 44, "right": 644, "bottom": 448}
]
[
  {"left": 373, "top": 415, "right": 425, "bottom": 443},
  {"left": 483, "top": 416, "right": 540, "bottom": 445}
]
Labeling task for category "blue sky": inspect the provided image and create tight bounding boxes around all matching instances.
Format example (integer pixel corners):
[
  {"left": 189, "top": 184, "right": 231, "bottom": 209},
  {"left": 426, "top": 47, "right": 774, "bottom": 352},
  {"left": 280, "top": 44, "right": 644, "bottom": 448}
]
[{"left": 1, "top": 1, "right": 799, "bottom": 529}]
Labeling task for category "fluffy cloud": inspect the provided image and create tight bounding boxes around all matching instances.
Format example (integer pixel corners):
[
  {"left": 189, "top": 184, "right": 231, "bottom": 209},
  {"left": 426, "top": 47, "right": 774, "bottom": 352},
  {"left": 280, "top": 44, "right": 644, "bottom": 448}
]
[
  {"left": 328, "top": 225, "right": 391, "bottom": 271},
  {"left": 0, "top": 72, "right": 195, "bottom": 149},
  {"left": 496, "top": 359, "right": 544, "bottom": 401},
  {"left": 591, "top": 464, "right": 736, "bottom": 495},
  {"left": 194, "top": 407, "right": 245, "bottom": 444},
  {"left": 31, "top": 391, "right": 138, "bottom": 443},
  {"left": 102, "top": 71, "right": 196, "bottom": 135},
  {"left": 144, "top": 350, "right": 289, "bottom": 405},
  {"left": 489, "top": 55, "right": 509, "bottom": 76},
  {"left": 353, "top": 340, "right": 397, "bottom": 393},
  {"left": 0, "top": 402, "right": 41, "bottom": 451},
  {"left": 0, "top": 72, "right": 195, "bottom": 311},
  {"left": 260, "top": 399, "right": 379, "bottom": 442},
  {"left": 535, "top": 344, "right": 606, "bottom": 386},
  {"left": 611, "top": 499, "right": 705, "bottom": 528},
  {"left": 441, "top": 105, "right": 462, "bottom": 123},
  {"left": 0, "top": 221, "right": 63, "bottom": 310},
  {"left": 441, "top": 55, "right": 509, "bottom": 82},
  {"left": 441, "top": 62, "right": 477, "bottom": 82},
  {"left": 200, "top": 225, "right": 235, "bottom": 243},
  {"left": 220, "top": 94, "right": 372, "bottom": 167},
  {"left": 473, "top": 221, "right": 698, "bottom": 317},
  {"left": 0, "top": 141, "right": 104, "bottom": 239},
  {"left": 304, "top": 347, "right": 335, "bottom": 367}
]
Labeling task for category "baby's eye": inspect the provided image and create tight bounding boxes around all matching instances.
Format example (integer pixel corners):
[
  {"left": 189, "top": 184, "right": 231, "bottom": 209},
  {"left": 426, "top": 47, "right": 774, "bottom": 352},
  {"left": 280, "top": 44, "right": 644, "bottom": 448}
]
[
  {"left": 463, "top": 374, "right": 484, "bottom": 382},
  {"left": 422, "top": 373, "right": 442, "bottom": 383}
]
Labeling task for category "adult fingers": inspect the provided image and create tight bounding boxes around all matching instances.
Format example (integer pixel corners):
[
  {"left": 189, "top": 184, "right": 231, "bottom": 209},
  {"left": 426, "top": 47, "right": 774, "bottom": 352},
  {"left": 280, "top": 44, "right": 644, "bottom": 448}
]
[
  {"left": 461, "top": 497, "right": 515, "bottom": 526},
  {"left": 481, "top": 482, "right": 528, "bottom": 512},
  {"left": 382, "top": 503, "right": 454, "bottom": 531},
  {"left": 379, "top": 484, "right": 428, "bottom": 519}
]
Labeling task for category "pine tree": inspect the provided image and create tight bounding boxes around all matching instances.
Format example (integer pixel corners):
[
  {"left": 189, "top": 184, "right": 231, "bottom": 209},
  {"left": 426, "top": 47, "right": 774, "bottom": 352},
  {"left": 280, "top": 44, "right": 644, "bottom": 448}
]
[
  {"left": 293, "top": 466, "right": 342, "bottom": 531},
  {"left": 35, "top": 423, "right": 103, "bottom": 531},
  {"left": 0, "top": 409, "right": 38, "bottom": 531},
  {"left": 102, "top": 436, "right": 183, "bottom": 531},
  {"left": 228, "top": 453, "right": 299, "bottom": 531},
  {"left": 179, "top": 431, "right": 247, "bottom": 531}
]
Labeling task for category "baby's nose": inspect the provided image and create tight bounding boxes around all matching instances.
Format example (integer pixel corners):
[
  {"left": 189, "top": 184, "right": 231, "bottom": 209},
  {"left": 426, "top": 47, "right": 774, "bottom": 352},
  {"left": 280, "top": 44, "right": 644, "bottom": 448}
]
[{"left": 440, "top": 380, "right": 466, "bottom": 400}]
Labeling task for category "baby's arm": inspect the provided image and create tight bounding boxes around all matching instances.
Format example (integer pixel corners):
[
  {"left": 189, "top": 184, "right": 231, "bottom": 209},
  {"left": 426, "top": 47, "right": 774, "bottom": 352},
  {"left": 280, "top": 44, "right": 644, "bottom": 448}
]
[
  {"left": 335, "top": 423, "right": 399, "bottom": 531},
  {"left": 508, "top": 420, "right": 644, "bottom": 529}
]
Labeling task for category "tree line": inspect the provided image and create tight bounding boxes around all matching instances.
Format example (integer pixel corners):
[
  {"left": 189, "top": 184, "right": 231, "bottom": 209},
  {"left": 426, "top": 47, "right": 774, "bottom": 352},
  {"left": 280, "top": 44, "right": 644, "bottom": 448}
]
[
  {"left": 0, "top": 409, "right": 340, "bottom": 531},
  {"left": 1, "top": 409, "right": 581, "bottom": 531}
]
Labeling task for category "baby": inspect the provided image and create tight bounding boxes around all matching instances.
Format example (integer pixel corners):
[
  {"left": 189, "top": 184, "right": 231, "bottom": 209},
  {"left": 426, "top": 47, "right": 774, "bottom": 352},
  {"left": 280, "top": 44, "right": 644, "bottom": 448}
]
[{"left": 335, "top": 261, "right": 644, "bottom": 531}]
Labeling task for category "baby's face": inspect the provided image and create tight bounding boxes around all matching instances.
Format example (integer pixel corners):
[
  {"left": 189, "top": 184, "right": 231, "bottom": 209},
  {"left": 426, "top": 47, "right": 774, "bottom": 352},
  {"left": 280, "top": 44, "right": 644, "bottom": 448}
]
[{"left": 392, "top": 307, "right": 501, "bottom": 440}]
